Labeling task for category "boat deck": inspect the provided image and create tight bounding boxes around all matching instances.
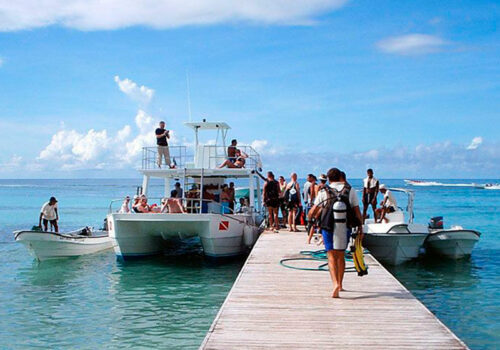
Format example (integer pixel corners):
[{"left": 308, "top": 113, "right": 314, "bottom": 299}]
[{"left": 201, "top": 231, "right": 468, "bottom": 349}]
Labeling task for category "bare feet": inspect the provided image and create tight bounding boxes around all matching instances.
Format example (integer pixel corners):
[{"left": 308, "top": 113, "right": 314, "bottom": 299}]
[{"left": 332, "top": 287, "right": 340, "bottom": 298}]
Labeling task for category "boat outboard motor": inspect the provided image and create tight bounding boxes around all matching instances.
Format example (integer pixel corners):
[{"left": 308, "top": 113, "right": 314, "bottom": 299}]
[{"left": 429, "top": 216, "right": 443, "bottom": 229}]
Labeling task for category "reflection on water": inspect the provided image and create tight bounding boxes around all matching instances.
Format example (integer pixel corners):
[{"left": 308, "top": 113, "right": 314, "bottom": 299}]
[
  {"left": 386, "top": 248, "right": 500, "bottom": 350},
  {"left": 0, "top": 242, "right": 244, "bottom": 349}
]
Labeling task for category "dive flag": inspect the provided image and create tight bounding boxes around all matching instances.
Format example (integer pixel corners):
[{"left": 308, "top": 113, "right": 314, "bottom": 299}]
[{"left": 219, "top": 221, "right": 229, "bottom": 231}]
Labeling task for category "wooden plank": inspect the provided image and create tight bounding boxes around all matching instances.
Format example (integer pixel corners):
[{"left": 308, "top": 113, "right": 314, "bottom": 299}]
[{"left": 200, "top": 232, "right": 468, "bottom": 350}]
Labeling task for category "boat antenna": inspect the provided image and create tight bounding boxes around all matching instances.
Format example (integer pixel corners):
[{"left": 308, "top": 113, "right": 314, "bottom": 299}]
[{"left": 186, "top": 69, "right": 192, "bottom": 122}]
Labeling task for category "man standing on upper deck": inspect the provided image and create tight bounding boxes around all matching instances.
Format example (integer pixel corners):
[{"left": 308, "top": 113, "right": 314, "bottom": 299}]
[
  {"left": 155, "top": 121, "right": 172, "bottom": 168},
  {"left": 362, "top": 168, "right": 379, "bottom": 222}
]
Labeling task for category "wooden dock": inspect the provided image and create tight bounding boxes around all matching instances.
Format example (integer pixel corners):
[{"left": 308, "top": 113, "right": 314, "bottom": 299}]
[{"left": 201, "top": 231, "right": 468, "bottom": 349}]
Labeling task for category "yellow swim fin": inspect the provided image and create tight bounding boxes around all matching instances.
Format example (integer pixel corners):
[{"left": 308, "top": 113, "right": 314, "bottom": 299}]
[{"left": 351, "top": 233, "right": 368, "bottom": 276}]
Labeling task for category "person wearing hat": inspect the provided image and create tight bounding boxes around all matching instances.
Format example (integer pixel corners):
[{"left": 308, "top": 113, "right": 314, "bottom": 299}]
[
  {"left": 39, "top": 196, "right": 59, "bottom": 232},
  {"left": 131, "top": 195, "right": 141, "bottom": 213},
  {"left": 376, "top": 185, "right": 398, "bottom": 223}
]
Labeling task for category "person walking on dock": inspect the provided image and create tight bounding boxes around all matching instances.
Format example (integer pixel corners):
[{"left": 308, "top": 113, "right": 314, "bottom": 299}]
[
  {"left": 314, "top": 168, "right": 363, "bottom": 298},
  {"left": 39, "top": 197, "right": 59, "bottom": 232},
  {"left": 263, "top": 171, "right": 280, "bottom": 232},
  {"left": 285, "top": 173, "right": 302, "bottom": 232},
  {"left": 362, "top": 168, "right": 379, "bottom": 222},
  {"left": 278, "top": 176, "right": 288, "bottom": 229},
  {"left": 155, "top": 121, "right": 171, "bottom": 168}
]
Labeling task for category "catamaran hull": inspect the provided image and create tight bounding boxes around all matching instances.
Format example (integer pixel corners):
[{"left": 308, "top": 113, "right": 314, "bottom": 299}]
[
  {"left": 107, "top": 213, "right": 261, "bottom": 259},
  {"left": 425, "top": 230, "right": 480, "bottom": 259},
  {"left": 363, "top": 233, "right": 428, "bottom": 265},
  {"left": 14, "top": 231, "right": 114, "bottom": 261}
]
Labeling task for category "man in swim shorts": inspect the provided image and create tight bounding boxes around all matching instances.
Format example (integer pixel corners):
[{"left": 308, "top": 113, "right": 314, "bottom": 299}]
[
  {"left": 315, "top": 168, "right": 363, "bottom": 298},
  {"left": 263, "top": 171, "right": 280, "bottom": 232}
]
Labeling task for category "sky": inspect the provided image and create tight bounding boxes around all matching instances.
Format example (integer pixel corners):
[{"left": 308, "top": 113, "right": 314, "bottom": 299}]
[{"left": 0, "top": 0, "right": 498, "bottom": 179}]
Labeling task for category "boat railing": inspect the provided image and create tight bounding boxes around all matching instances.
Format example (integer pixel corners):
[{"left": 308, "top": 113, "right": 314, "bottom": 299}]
[
  {"left": 108, "top": 197, "right": 248, "bottom": 215},
  {"left": 141, "top": 145, "right": 262, "bottom": 171},
  {"left": 198, "top": 145, "right": 262, "bottom": 170},
  {"left": 142, "top": 146, "right": 192, "bottom": 170}
]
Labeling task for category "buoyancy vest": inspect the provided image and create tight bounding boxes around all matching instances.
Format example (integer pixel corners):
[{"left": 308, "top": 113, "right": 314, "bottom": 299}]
[{"left": 320, "top": 184, "right": 360, "bottom": 232}]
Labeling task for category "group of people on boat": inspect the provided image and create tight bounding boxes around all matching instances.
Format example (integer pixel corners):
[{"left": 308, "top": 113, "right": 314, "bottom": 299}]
[
  {"left": 118, "top": 183, "right": 186, "bottom": 214},
  {"left": 116, "top": 180, "right": 250, "bottom": 215}
]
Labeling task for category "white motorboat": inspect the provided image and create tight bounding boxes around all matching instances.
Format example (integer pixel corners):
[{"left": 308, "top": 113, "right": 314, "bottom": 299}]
[
  {"left": 484, "top": 183, "right": 500, "bottom": 190},
  {"left": 14, "top": 227, "right": 114, "bottom": 261},
  {"left": 425, "top": 217, "right": 481, "bottom": 259},
  {"left": 363, "top": 188, "right": 428, "bottom": 265},
  {"left": 107, "top": 120, "right": 265, "bottom": 260}
]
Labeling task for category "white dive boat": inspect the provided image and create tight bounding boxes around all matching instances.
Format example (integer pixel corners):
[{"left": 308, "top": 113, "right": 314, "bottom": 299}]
[
  {"left": 14, "top": 227, "right": 114, "bottom": 261},
  {"left": 107, "top": 120, "right": 265, "bottom": 260},
  {"left": 363, "top": 188, "right": 428, "bottom": 265},
  {"left": 425, "top": 217, "right": 481, "bottom": 259}
]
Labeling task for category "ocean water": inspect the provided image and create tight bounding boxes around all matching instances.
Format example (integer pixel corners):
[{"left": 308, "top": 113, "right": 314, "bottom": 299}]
[{"left": 0, "top": 178, "right": 498, "bottom": 349}]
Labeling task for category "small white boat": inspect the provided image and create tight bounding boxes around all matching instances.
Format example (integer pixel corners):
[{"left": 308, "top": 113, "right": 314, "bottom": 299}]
[
  {"left": 484, "top": 183, "right": 500, "bottom": 190},
  {"left": 425, "top": 224, "right": 481, "bottom": 259},
  {"left": 14, "top": 227, "right": 115, "bottom": 261},
  {"left": 363, "top": 188, "right": 428, "bottom": 265}
]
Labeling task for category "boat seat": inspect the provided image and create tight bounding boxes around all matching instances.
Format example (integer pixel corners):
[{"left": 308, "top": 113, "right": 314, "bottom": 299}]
[{"left": 385, "top": 210, "right": 404, "bottom": 223}]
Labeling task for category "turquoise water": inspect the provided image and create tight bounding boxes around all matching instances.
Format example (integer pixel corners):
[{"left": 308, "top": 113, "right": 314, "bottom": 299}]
[{"left": 0, "top": 178, "right": 498, "bottom": 349}]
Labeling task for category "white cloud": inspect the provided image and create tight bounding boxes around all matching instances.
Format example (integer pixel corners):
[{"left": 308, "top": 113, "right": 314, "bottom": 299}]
[
  {"left": 376, "top": 34, "right": 447, "bottom": 55},
  {"left": 114, "top": 76, "right": 154, "bottom": 105},
  {"left": 37, "top": 109, "right": 163, "bottom": 169},
  {"left": 0, "top": 1, "right": 348, "bottom": 31},
  {"left": 467, "top": 136, "right": 483, "bottom": 150},
  {"left": 260, "top": 140, "right": 500, "bottom": 178}
]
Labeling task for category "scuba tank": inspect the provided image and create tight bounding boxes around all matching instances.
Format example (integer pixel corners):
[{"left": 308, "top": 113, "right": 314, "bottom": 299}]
[{"left": 332, "top": 199, "right": 347, "bottom": 234}]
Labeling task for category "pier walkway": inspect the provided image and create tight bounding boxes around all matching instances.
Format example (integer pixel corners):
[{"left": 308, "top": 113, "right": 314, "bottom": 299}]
[{"left": 201, "top": 232, "right": 468, "bottom": 349}]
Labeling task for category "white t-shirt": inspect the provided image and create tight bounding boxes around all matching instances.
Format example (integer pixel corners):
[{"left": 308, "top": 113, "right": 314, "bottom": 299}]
[
  {"left": 314, "top": 182, "right": 359, "bottom": 208},
  {"left": 363, "top": 177, "right": 379, "bottom": 189},
  {"left": 119, "top": 202, "right": 130, "bottom": 213},
  {"left": 384, "top": 190, "right": 397, "bottom": 208},
  {"left": 40, "top": 202, "right": 58, "bottom": 220}
]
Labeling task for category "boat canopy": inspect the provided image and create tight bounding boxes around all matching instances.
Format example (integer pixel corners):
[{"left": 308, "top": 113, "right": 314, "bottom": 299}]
[{"left": 184, "top": 121, "right": 231, "bottom": 131}]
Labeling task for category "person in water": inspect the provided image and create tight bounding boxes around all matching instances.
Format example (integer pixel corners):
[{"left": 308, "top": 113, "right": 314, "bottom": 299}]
[
  {"left": 39, "top": 196, "right": 59, "bottom": 232},
  {"left": 263, "top": 171, "right": 280, "bottom": 232},
  {"left": 218, "top": 149, "right": 248, "bottom": 168},
  {"left": 314, "top": 168, "right": 363, "bottom": 298},
  {"left": 362, "top": 168, "right": 379, "bottom": 222},
  {"left": 285, "top": 173, "right": 302, "bottom": 232},
  {"left": 376, "top": 185, "right": 398, "bottom": 223}
]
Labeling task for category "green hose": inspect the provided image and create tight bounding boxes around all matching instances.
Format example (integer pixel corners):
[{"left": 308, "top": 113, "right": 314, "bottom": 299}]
[{"left": 279, "top": 249, "right": 357, "bottom": 272}]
